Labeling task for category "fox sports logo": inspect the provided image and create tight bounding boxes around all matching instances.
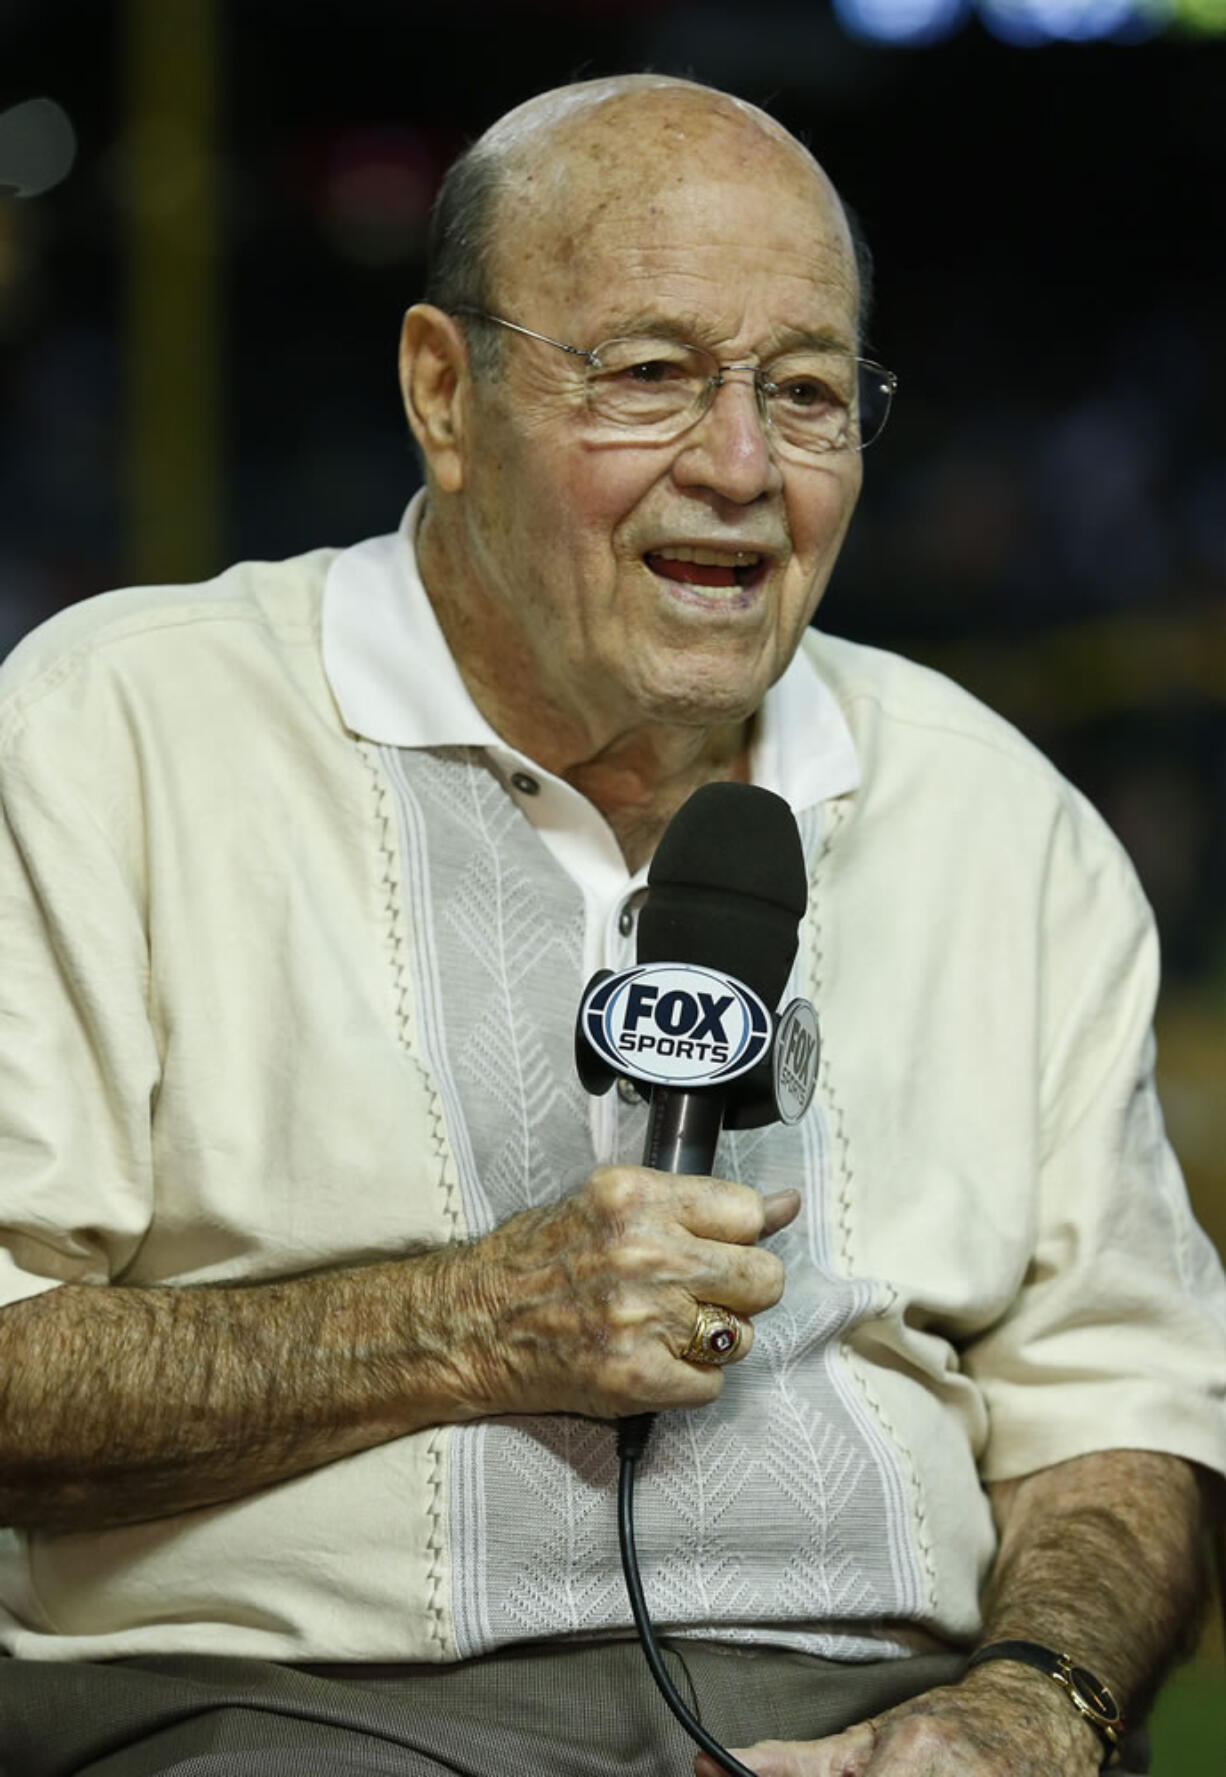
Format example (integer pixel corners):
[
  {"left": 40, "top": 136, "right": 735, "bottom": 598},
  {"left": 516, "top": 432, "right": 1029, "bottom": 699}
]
[{"left": 581, "top": 963, "right": 771, "bottom": 1088}]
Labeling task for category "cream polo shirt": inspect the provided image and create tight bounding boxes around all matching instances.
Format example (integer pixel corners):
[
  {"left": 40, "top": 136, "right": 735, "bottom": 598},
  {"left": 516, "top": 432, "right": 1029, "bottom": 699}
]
[{"left": 0, "top": 501, "right": 1223, "bottom": 1665}]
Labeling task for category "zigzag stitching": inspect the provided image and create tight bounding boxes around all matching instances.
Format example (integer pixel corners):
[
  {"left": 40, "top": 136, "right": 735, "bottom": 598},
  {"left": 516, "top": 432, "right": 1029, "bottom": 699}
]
[
  {"left": 807, "top": 796, "right": 938, "bottom": 1612},
  {"left": 359, "top": 744, "right": 462, "bottom": 1651},
  {"left": 361, "top": 743, "right": 464, "bottom": 1244},
  {"left": 362, "top": 741, "right": 413, "bottom": 1053},
  {"left": 423, "top": 1428, "right": 452, "bottom": 1655},
  {"left": 805, "top": 801, "right": 857, "bottom": 1273}
]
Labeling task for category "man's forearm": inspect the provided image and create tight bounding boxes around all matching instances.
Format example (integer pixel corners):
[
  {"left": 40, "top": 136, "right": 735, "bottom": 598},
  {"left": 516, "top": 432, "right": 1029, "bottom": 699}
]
[
  {"left": 0, "top": 1167, "right": 794, "bottom": 1537},
  {"left": 0, "top": 1251, "right": 493, "bottom": 1534},
  {"left": 978, "top": 1448, "right": 1212, "bottom": 1720}
]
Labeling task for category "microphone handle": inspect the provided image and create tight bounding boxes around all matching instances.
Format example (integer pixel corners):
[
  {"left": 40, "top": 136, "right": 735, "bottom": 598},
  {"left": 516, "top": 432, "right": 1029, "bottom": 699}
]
[
  {"left": 617, "top": 1088, "right": 725, "bottom": 1459},
  {"left": 640, "top": 1087, "right": 724, "bottom": 1176}
]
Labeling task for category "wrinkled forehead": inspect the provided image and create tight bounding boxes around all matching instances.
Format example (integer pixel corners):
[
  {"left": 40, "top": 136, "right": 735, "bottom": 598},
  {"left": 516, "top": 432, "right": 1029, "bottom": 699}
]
[{"left": 485, "top": 86, "right": 853, "bottom": 318}]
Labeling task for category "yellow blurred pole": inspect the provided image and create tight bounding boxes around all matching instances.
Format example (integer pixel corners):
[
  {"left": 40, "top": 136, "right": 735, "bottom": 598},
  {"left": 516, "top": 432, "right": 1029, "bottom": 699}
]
[{"left": 123, "top": 0, "right": 220, "bottom": 583}]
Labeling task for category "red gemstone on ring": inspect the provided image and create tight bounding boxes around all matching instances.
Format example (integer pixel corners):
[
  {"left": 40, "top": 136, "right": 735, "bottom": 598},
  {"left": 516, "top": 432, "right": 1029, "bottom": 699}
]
[{"left": 710, "top": 1327, "right": 735, "bottom": 1354}]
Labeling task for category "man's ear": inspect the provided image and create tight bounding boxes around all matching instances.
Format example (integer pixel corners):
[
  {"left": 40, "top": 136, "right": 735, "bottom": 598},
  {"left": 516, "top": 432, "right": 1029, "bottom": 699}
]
[{"left": 399, "top": 304, "right": 469, "bottom": 494}]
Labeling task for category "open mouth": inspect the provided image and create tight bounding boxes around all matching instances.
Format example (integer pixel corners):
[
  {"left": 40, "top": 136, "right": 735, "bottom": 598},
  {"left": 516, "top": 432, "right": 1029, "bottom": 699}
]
[{"left": 643, "top": 546, "right": 768, "bottom": 591}]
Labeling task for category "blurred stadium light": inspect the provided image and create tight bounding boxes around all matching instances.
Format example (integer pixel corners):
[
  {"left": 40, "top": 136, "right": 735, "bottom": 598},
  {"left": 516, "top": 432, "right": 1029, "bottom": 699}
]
[
  {"left": 0, "top": 96, "right": 76, "bottom": 199},
  {"left": 832, "top": 0, "right": 970, "bottom": 42},
  {"left": 833, "top": 0, "right": 1226, "bottom": 38},
  {"left": 976, "top": 0, "right": 1166, "bottom": 42}
]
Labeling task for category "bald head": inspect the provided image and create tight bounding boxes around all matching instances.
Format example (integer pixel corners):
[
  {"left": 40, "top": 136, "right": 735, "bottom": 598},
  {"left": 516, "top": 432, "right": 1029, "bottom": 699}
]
[
  {"left": 478, "top": 74, "right": 821, "bottom": 181},
  {"left": 424, "top": 76, "right": 871, "bottom": 354}
]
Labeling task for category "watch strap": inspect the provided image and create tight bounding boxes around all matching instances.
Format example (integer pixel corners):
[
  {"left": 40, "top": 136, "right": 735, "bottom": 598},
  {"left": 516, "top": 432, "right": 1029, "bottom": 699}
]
[{"left": 967, "top": 1638, "right": 1125, "bottom": 1766}]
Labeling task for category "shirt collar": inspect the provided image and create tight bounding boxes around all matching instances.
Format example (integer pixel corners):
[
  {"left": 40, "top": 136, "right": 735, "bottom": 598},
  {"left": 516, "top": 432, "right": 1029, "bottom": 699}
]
[
  {"left": 322, "top": 493, "right": 500, "bottom": 752},
  {"left": 322, "top": 491, "right": 860, "bottom": 814}
]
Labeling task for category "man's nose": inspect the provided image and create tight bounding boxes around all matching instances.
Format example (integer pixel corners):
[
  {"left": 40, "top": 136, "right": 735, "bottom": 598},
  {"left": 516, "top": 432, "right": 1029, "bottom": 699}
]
[{"left": 671, "top": 367, "right": 783, "bottom": 504}]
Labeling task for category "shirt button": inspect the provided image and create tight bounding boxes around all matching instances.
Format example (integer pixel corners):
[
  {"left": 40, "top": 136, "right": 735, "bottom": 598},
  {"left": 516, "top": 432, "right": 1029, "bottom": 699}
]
[
  {"left": 618, "top": 906, "right": 634, "bottom": 937},
  {"left": 510, "top": 771, "right": 540, "bottom": 796},
  {"left": 617, "top": 1076, "right": 645, "bottom": 1105}
]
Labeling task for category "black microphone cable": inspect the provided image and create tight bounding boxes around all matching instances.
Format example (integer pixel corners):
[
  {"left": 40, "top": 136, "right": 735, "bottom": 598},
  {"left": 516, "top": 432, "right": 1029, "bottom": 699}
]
[
  {"left": 615, "top": 1081, "right": 758, "bottom": 1773},
  {"left": 617, "top": 1075, "right": 758, "bottom": 1772},
  {"left": 616, "top": 1414, "right": 761, "bottom": 1777}
]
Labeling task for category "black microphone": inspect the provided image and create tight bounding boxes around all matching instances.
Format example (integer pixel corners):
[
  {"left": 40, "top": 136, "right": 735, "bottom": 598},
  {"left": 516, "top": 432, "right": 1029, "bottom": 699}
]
[
  {"left": 576, "top": 780, "right": 818, "bottom": 1182},
  {"left": 576, "top": 778, "right": 816, "bottom": 1444}
]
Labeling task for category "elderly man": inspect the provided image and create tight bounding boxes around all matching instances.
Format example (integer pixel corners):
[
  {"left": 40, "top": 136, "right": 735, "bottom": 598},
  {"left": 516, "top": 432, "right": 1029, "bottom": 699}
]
[{"left": 0, "top": 74, "right": 1222, "bottom": 1777}]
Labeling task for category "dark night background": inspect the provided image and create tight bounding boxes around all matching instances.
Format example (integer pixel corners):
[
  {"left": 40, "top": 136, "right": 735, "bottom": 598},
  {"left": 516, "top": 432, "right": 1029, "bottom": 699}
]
[{"left": 1, "top": 3, "right": 1224, "bottom": 1756}]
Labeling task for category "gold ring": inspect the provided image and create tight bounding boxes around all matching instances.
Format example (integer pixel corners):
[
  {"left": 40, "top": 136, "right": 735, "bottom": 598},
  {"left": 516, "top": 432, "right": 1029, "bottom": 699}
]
[{"left": 682, "top": 1301, "right": 746, "bottom": 1367}]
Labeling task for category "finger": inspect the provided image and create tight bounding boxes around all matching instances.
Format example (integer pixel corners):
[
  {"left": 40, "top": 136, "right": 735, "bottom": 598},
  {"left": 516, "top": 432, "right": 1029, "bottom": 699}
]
[
  {"left": 696, "top": 1753, "right": 760, "bottom": 1777},
  {"left": 665, "top": 1175, "right": 776, "bottom": 1245},
  {"left": 694, "top": 1745, "right": 783, "bottom": 1777},
  {"left": 694, "top": 1723, "right": 877, "bottom": 1777},
  {"left": 693, "top": 1739, "right": 799, "bottom": 1776},
  {"left": 598, "top": 1327, "right": 727, "bottom": 1413},
  {"left": 599, "top": 1279, "right": 757, "bottom": 1375},
  {"left": 589, "top": 1169, "right": 792, "bottom": 1251},
  {"left": 682, "top": 1234, "right": 786, "bottom": 1317},
  {"left": 762, "top": 1187, "right": 802, "bottom": 1235},
  {"left": 693, "top": 1735, "right": 854, "bottom": 1777}
]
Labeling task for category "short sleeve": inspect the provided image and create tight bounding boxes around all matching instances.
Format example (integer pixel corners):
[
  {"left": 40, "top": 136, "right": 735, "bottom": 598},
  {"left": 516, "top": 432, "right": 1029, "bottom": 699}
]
[
  {"left": 964, "top": 789, "right": 1226, "bottom": 1482},
  {"left": 0, "top": 679, "right": 161, "bottom": 1304}
]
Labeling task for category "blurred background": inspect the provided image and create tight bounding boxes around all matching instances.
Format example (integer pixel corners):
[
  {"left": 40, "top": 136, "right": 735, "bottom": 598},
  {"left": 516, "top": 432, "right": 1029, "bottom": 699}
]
[{"left": 1, "top": 0, "right": 1223, "bottom": 1762}]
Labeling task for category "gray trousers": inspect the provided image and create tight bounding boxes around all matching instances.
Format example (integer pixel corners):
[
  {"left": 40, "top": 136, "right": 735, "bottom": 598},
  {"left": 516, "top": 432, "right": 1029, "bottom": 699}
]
[{"left": 0, "top": 1640, "right": 1146, "bottom": 1777}]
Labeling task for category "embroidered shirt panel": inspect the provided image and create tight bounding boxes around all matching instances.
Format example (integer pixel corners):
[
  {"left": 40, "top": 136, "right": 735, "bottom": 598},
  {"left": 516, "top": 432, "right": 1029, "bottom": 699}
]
[{"left": 383, "top": 745, "right": 934, "bottom": 1657}]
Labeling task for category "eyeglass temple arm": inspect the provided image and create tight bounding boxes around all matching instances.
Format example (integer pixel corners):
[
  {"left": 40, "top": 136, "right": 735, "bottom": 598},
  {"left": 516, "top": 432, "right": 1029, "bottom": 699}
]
[{"left": 451, "top": 309, "right": 591, "bottom": 363}]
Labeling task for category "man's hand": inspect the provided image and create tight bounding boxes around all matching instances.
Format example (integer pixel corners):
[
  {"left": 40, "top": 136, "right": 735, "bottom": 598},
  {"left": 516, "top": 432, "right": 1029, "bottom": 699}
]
[
  {"left": 693, "top": 1450, "right": 1212, "bottom": 1777},
  {"left": 693, "top": 1667, "right": 1103, "bottom": 1777},
  {"left": 445, "top": 1167, "right": 801, "bottom": 1421}
]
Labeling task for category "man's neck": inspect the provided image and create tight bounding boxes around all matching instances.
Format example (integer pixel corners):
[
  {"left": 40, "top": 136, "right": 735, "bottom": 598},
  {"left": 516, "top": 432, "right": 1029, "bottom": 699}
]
[
  {"left": 563, "top": 728, "right": 751, "bottom": 872},
  {"left": 474, "top": 655, "right": 752, "bottom": 871},
  {"left": 417, "top": 508, "right": 754, "bottom": 869}
]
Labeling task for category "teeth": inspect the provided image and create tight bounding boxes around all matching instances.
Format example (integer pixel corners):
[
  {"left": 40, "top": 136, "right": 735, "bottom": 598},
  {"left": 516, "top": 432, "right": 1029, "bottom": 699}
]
[{"left": 652, "top": 546, "right": 762, "bottom": 568}]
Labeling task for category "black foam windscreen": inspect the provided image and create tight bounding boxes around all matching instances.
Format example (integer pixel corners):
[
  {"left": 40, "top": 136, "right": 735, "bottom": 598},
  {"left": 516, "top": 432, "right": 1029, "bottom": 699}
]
[{"left": 636, "top": 782, "right": 807, "bottom": 1010}]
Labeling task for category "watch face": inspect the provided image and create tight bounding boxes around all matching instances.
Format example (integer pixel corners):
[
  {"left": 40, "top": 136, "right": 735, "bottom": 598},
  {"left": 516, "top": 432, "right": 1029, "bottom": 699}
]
[{"left": 1068, "top": 1665, "right": 1122, "bottom": 1725}]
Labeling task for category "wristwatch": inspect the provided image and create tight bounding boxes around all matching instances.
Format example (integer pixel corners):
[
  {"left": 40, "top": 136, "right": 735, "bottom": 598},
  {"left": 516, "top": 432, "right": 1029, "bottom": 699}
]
[{"left": 966, "top": 1639, "right": 1125, "bottom": 1765}]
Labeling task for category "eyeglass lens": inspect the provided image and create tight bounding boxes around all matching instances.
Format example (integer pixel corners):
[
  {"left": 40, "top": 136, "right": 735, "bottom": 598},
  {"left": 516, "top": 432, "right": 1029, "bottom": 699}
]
[{"left": 584, "top": 338, "right": 894, "bottom": 452}]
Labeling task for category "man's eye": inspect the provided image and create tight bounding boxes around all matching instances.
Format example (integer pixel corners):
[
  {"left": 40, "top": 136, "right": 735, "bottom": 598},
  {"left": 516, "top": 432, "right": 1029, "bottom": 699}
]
[
  {"left": 775, "top": 377, "right": 840, "bottom": 410},
  {"left": 624, "top": 358, "right": 685, "bottom": 385}
]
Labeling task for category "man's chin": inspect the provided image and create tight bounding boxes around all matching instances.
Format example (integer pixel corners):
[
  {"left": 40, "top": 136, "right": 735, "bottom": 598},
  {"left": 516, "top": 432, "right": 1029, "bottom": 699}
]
[{"left": 627, "top": 672, "right": 766, "bottom": 732}]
